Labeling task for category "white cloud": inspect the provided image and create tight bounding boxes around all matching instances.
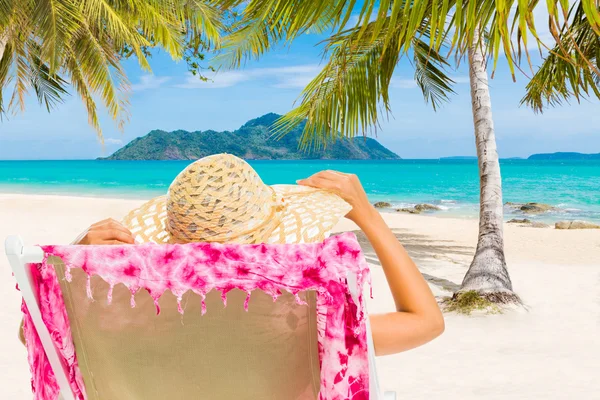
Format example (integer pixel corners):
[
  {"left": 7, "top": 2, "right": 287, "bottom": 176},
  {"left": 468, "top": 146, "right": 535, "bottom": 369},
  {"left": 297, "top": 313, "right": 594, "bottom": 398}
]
[
  {"left": 131, "top": 75, "right": 171, "bottom": 91},
  {"left": 105, "top": 138, "right": 123, "bottom": 145},
  {"left": 175, "top": 64, "right": 322, "bottom": 90}
]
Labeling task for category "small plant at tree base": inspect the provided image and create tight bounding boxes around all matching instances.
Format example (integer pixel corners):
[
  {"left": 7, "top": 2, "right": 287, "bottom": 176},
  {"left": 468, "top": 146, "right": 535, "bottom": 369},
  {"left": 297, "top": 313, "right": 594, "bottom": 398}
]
[{"left": 442, "top": 290, "right": 521, "bottom": 315}]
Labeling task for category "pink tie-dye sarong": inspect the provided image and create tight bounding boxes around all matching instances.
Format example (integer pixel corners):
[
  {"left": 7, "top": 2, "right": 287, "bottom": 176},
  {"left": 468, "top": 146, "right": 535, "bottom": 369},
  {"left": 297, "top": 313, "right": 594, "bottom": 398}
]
[{"left": 20, "top": 232, "right": 371, "bottom": 400}]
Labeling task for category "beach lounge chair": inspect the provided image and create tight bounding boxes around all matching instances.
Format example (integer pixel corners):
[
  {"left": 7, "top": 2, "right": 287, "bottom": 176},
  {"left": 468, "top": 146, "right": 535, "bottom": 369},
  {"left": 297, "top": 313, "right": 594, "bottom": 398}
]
[{"left": 6, "top": 233, "right": 396, "bottom": 400}]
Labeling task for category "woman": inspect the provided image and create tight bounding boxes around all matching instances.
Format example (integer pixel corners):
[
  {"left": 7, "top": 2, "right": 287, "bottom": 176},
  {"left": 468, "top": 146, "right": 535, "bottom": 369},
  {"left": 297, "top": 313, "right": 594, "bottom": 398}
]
[{"left": 74, "top": 165, "right": 444, "bottom": 356}]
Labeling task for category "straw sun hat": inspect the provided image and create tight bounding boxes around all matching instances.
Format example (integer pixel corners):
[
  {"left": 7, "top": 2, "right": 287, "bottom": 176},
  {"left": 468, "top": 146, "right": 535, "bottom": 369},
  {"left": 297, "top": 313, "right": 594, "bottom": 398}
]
[{"left": 122, "top": 154, "right": 352, "bottom": 245}]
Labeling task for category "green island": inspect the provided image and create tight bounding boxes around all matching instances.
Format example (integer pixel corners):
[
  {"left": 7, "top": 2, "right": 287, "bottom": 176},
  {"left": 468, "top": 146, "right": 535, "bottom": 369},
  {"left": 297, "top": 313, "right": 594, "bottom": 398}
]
[{"left": 101, "top": 113, "right": 400, "bottom": 160}]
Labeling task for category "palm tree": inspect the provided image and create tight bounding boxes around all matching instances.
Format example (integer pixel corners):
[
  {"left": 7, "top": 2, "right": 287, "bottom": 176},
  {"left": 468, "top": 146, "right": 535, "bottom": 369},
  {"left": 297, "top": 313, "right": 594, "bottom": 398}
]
[
  {"left": 217, "top": 0, "right": 600, "bottom": 304},
  {"left": 460, "top": 28, "right": 516, "bottom": 301},
  {"left": 0, "top": 0, "right": 223, "bottom": 140}
]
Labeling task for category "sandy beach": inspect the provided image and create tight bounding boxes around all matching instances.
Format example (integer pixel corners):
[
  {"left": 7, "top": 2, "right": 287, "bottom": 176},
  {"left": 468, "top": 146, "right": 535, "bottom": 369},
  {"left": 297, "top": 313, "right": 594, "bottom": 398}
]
[{"left": 1, "top": 194, "right": 598, "bottom": 399}]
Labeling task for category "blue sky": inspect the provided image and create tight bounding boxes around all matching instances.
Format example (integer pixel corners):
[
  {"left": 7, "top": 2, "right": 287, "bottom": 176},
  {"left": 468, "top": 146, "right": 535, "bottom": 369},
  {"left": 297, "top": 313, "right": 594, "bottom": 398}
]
[{"left": 1, "top": 18, "right": 599, "bottom": 160}]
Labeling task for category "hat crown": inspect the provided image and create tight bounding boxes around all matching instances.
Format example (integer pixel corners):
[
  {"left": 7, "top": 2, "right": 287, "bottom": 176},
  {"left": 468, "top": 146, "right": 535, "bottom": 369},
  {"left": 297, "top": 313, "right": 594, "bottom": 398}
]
[{"left": 166, "top": 154, "right": 275, "bottom": 243}]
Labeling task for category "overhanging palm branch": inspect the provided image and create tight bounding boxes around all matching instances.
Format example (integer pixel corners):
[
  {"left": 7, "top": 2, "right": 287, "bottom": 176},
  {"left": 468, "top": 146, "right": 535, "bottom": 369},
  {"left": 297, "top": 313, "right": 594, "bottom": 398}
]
[
  {"left": 522, "top": 2, "right": 600, "bottom": 111},
  {"left": 219, "top": 0, "right": 600, "bottom": 84},
  {"left": 216, "top": 0, "right": 356, "bottom": 68},
  {"left": 271, "top": 19, "right": 455, "bottom": 149},
  {"left": 0, "top": 0, "right": 225, "bottom": 140}
]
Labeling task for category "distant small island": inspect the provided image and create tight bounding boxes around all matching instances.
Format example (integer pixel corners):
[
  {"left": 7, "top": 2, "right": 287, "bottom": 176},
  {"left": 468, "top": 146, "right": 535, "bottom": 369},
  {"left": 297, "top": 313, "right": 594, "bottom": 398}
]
[
  {"left": 528, "top": 152, "right": 600, "bottom": 160},
  {"left": 439, "top": 156, "right": 477, "bottom": 160},
  {"left": 440, "top": 156, "right": 525, "bottom": 160},
  {"left": 101, "top": 113, "right": 400, "bottom": 160}
]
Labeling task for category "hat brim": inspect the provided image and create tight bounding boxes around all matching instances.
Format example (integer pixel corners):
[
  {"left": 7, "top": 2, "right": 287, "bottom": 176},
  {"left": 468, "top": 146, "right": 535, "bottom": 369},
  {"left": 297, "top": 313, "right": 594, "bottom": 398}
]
[{"left": 123, "top": 185, "right": 351, "bottom": 245}]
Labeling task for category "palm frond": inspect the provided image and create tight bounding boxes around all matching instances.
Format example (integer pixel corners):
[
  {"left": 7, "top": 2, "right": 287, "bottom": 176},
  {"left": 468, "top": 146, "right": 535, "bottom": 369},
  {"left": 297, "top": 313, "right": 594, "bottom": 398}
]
[
  {"left": 82, "top": 0, "right": 153, "bottom": 69},
  {"left": 0, "top": 0, "right": 225, "bottom": 140},
  {"left": 217, "top": 0, "right": 356, "bottom": 68},
  {"left": 522, "top": 2, "right": 600, "bottom": 112},
  {"left": 413, "top": 35, "right": 456, "bottom": 111},
  {"left": 272, "top": 18, "right": 455, "bottom": 149},
  {"left": 7, "top": 24, "right": 30, "bottom": 113},
  {"left": 32, "top": 0, "right": 81, "bottom": 72},
  {"left": 65, "top": 48, "right": 102, "bottom": 138},
  {"left": 272, "top": 20, "right": 405, "bottom": 150},
  {"left": 0, "top": 0, "right": 16, "bottom": 27},
  {"left": 68, "top": 23, "right": 130, "bottom": 134},
  {"left": 185, "top": 0, "right": 224, "bottom": 50},
  {"left": 27, "top": 42, "right": 69, "bottom": 111},
  {"left": 0, "top": 36, "right": 13, "bottom": 116}
]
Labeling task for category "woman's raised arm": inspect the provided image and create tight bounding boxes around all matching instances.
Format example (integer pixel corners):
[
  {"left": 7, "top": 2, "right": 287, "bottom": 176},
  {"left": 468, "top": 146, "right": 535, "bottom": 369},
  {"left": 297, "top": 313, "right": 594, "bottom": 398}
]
[{"left": 298, "top": 170, "right": 444, "bottom": 356}]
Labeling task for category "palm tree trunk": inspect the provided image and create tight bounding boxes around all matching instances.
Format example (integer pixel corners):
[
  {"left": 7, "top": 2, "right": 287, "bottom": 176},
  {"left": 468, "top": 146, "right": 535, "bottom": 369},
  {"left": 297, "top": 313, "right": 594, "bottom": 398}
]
[{"left": 459, "top": 29, "right": 518, "bottom": 303}]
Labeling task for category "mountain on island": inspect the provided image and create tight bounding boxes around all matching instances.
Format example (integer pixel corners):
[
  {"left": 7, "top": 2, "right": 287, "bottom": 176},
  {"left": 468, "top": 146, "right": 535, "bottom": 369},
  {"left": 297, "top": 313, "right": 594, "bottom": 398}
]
[
  {"left": 528, "top": 152, "right": 600, "bottom": 160},
  {"left": 102, "top": 113, "right": 400, "bottom": 160}
]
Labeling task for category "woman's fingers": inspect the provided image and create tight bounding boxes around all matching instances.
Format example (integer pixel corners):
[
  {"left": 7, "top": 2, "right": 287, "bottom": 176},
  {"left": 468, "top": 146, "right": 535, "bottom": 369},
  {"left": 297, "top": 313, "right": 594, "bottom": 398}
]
[
  {"left": 94, "top": 229, "right": 135, "bottom": 244},
  {"left": 298, "top": 175, "right": 339, "bottom": 191},
  {"left": 76, "top": 221, "right": 136, "bottom": 245},
  {"left": 91, "top": 218, "right": 132, "bottom": 236}
]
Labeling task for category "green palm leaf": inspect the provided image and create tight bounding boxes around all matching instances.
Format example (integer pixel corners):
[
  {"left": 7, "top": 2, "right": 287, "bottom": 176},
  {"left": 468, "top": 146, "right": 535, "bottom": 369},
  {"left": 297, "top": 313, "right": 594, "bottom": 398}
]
[
  {"left": 522, "top": 2, "right": 600, "bottom": 111},
  {"left": 1, "top": 0, "right": 225, "bottom": 140},
  {"left": 272, "top": 19, "right": 454, "bottom": 149}
]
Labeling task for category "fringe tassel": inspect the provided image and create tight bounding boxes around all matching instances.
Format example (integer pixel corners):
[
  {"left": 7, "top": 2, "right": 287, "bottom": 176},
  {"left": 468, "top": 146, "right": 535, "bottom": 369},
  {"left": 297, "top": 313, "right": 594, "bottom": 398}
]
[
  {"left": 153, "top": 298, "right": 161, "bottom": 315},
  {"left": 64, "top": 264, "right": 72, "bottom": 282},
  {"left": 107, "top": 285, "right": 114, "bottom": 305},
  {"left": 221, "top": 291, "right": 227, "bottom": 307},
  {"left": 294, "top": 292, "right": 307, "bottom": 306},
  {"left": 244, "top": 291, "right": 251, "bottom": 311},
  {"left": 177, "top": 297, "right": 184, "bottom": 314},
  {"left": 85, "top": 275, "right": 93, "bottom": 300},
  {"left": 200, "top": 293, "right": 207, "bottom": 316},
  {"left": 129, "top": 290, "right": 136, "bottom": 308}
]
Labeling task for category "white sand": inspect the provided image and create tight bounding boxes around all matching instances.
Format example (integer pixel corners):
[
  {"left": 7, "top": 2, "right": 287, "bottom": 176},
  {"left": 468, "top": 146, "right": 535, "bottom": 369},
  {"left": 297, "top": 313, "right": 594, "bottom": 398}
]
[{"left": 1, "top": 194, "right": 598, "bottom": 399}]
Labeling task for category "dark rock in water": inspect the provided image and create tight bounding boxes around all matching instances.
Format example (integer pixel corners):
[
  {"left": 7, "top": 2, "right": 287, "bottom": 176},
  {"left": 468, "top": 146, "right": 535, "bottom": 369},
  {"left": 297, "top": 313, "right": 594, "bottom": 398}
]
[
  {"left": 373, "top": 201, "right": 391, "bottom": 208},
  {"left": 555, "top": 220, "right": 600, "bottom": 229},
  {"left": 397, "top": 208, "right": 420, "bottom": 214},
  {"left": 396, "top": 203, "right": 441, "bottom": 214},
  {"left": 519, "top": 203, "right": 555, "bottom": 214},
  {"left": 508, "top": 218, "right": 531, "bottom": 224},
  {"left": 414, "top": 203, "right": 441, "bottom": 212}
]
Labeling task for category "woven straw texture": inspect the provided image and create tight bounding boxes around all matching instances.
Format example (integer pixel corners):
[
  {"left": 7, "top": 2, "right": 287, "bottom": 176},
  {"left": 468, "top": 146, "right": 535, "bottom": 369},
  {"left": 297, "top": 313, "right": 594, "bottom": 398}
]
[{"left": 123, "top": 154, "right": 351, "bottom": 245}]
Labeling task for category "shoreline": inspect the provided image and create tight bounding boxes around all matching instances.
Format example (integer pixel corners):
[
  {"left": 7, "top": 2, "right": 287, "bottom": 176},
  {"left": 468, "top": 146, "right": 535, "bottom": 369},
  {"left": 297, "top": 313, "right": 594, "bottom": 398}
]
[{"left": 1, "top": 192, "right": 598, "bottom": 224}]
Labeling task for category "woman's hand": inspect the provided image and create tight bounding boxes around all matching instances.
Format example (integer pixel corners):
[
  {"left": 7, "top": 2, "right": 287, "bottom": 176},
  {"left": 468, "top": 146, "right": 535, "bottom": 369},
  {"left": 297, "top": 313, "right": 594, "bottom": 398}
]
[
  {"left": 297, "top": 170, "right": 376, "bottom": 227},
  {"left": 73, "top": 218, "right": 135, "bottom": 245}
]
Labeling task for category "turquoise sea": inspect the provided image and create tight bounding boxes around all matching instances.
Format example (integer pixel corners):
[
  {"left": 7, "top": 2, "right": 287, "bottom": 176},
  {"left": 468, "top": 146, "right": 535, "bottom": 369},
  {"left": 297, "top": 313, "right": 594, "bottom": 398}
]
[{"left": 0, "top": 159, "right": 599, "bottom": 222}]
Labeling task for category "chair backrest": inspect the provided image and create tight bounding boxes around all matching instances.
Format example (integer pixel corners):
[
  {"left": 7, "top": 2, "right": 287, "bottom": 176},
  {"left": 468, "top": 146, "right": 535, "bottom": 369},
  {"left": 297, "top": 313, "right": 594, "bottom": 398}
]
[
  {"left": 10, "top": 233, "right": 377, "bottom": 400},
  {"left": 55, "top": 261, "right": 321, "bottom": 400}
]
